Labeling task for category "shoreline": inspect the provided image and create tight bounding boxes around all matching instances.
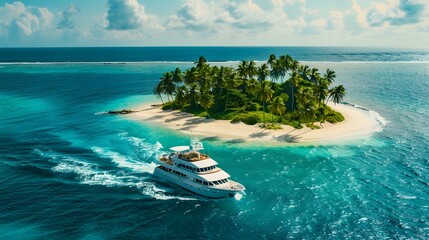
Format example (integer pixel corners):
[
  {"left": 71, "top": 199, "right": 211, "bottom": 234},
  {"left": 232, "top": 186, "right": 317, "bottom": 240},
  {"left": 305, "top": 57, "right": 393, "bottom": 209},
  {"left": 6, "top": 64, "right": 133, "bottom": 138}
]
[{"left": 126, "top": 102, "right": 384, "bottom": 145}]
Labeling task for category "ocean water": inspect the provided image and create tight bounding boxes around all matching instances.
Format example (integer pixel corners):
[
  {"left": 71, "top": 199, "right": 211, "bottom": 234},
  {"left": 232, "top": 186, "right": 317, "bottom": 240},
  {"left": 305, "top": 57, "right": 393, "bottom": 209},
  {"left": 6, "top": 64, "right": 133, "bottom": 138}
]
[{"left": 0, "top": 47, "right": 429, "bottom": 239}]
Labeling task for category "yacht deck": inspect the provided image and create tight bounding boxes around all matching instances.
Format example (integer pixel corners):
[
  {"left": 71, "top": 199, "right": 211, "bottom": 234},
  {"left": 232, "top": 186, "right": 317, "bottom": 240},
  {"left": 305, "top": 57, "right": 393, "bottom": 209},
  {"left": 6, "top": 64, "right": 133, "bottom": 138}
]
[
  {"left": 159, "top": 157, "right": 173, "bottom": 165},
  {"left": 178, "top": 152, "right": 210, "bottom": 162}
]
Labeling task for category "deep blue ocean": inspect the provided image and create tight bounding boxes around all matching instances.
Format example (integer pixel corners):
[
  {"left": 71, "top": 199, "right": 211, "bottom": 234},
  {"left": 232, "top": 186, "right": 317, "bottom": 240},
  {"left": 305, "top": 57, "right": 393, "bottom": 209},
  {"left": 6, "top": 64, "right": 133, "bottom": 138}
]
[{"left": 1, "top": 47, "right": 428, "bottom": 239}]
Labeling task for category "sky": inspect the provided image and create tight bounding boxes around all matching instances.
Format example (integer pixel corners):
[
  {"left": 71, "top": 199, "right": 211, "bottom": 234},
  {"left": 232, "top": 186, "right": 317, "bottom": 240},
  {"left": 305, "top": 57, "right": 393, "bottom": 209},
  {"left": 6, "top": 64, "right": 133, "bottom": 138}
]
[{"left": 0, "top": 0, "right": 428, "bottom": 47}]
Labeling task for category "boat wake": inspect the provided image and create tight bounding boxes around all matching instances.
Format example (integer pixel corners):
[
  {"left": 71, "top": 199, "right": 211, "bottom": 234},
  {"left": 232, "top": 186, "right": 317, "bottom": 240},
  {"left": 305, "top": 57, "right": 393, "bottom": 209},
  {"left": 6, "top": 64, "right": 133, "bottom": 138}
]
[
  {"left": 91, "top": 146, "right": 157, "bottom": 174},
  {"left": 118, "top": 132, "right": 165, "bottom": 161},
  {"left": 33, "top": 140, "right": 199, "bottom": 201}
]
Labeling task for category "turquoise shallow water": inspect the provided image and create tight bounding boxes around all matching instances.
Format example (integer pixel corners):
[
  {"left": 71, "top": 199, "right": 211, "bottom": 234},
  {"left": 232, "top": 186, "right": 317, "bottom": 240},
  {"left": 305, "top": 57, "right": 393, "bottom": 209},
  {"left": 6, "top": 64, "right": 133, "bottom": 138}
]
[{"left": 1, "top": 48, "right": 429, "bottom": 239}]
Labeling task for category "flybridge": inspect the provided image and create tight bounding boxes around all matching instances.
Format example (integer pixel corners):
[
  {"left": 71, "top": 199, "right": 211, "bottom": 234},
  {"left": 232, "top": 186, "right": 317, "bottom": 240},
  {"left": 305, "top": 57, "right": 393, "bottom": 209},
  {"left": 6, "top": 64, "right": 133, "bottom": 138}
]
[{"left": 169, "top": 146, "right": 190, "bottom": 152}]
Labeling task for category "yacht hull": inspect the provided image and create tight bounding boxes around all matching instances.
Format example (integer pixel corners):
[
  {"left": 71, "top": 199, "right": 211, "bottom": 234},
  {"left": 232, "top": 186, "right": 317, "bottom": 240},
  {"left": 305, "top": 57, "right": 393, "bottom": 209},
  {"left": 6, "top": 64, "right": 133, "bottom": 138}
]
[{"left": 153, "top": 168, "right": 240, "bottom": 199}]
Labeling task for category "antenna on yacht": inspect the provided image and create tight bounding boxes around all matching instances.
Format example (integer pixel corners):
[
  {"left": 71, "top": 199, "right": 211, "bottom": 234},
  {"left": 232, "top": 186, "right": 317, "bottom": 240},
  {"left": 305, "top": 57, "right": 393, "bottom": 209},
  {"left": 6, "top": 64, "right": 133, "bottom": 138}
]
[{"left": 190, "top": 137, "right": 204, "bottom": 159}]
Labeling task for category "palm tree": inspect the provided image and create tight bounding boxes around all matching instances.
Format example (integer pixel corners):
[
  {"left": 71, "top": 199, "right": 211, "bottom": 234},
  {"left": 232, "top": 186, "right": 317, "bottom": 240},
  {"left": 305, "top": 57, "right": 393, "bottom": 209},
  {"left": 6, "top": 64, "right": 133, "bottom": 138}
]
[
  {"left": 299, "top": 65, "right": 311, "bottom": 81},
  {"left": 195, "top": 56, "right": 207, "bottom": 69},
  {"left": 268, "top": 96, "right": 286, "bottom": 123},
  {"left": 287, "top": 71, "right": 302, "bottom": 111},
  {"left": 324, "top": 69, "right": 336, "bottom": 84},
  {"left": 159, "top": 72, "right": 175, "bottom": 102},
  {"left": 199, "top": 91, "right": 214, "bottom": 117},
  {"left": 175, "top": 86, "right": 188, "bottom": 110},
  {"left": 290, "top": 60, "right": 300, "bottom": 72},
  {"left": 188, "top": 83, "right": 200, "bottom": 109},
  {"left": 295, "top": 86, "right": 316, "bottom": 124},
  {"left": 314, "top": 79, "right": 329, "bottom": 107},
  {"left": 198, "top": 66, "right": 212, "bottom": 92},
  {"left": 184, "top": 67, "right": 198, "bottom": 87},
  {"left": 172, "top": 68, "right": 183, "bottom": 84},
  {"left": 257, "top": 64, "right": 270, "bottom": 82},
  {"left": 237, "top": 60, "right": 248, "bottom": 79},
  {"left": 309, "top": 68, "right": 320, "bottom": 84},
  {"left": 267, "top": 54, "right": 277, "bottom": 68},
  {"left": 328, "top": 85, "right": 346, "bottom": 104},
  {"left": 278, "top": 55, "right": 292, "bottom": 82},
  {"left": 224, "top": 72, "right": 242, "bottom": 110},
  {"left": 270, "top": 60, "right": 282, "bottom": 83},
  {"left": 246, "top": 60, "right": 257, "bottom": 79},
  {"left": 246, "top": 78, "right": 260, "bottom": 99},
  {"left": 153, "top": 83, "right": 165, "bottom": 104},
  {"left": 257, "top": 80, "right": 274, "bottom": 126},
  {"left": 213, "top": 66, "right": 225, "bottom": 95}
]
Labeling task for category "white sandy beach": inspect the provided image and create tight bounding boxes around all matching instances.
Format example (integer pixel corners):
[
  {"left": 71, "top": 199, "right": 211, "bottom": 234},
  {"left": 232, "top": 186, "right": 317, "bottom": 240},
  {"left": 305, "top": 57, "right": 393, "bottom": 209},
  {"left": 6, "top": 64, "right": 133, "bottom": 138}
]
[{"left": 127, "top": 102, "right": 383, "bottom": 144}]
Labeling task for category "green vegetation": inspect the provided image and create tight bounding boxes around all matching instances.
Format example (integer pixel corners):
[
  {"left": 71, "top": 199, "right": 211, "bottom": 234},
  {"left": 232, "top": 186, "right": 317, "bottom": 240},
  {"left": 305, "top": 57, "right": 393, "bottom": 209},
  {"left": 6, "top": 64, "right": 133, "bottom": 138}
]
[{"left": 154, "top": 54, "right": 346, "bottom": 129}]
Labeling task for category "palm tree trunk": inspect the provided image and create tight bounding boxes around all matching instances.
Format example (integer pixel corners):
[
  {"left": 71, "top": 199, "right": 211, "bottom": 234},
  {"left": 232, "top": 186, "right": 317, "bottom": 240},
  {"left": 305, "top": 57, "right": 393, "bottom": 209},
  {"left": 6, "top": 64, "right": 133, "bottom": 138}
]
[
  {"left": 159, "top": 94, "right": 164, "bottom": 104},
  {"left": 224, "top": 92, "right": 230, "bottom": 110},
  {"left": 291, "top": 85, "right": 294, "bottom": 111},
  {"left": 262, "top": 101, "right": 266, "bottom": 126}
]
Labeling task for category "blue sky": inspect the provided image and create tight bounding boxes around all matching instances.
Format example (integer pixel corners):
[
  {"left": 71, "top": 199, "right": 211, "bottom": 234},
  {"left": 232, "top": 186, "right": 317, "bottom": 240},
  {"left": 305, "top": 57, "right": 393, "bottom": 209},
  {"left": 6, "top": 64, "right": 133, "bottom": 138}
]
[{"left": 0, "top": 0, "right": 427, "bottom": 47}]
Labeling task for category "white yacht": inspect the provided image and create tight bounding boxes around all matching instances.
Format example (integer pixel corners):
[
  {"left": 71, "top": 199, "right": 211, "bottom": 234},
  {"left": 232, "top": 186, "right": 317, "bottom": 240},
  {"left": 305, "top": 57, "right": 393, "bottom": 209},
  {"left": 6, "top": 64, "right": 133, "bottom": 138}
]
[{"left": 153, "top": 139, "right": 245, "bottom": 198}]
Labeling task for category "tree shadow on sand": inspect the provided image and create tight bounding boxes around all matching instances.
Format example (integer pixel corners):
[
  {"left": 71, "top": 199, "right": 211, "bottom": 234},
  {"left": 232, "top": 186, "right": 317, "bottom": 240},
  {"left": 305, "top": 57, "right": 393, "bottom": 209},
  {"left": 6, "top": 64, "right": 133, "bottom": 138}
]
[
  {"left": 182, "top": 117, "right": 215, "bottom": 126},
  {"left": 273, "top": 129, "right": 313, "bottom": 143},
  {"left": 144, "top": 115, "right": 167, "bottom": 121},
  {"left": 249, "top": 131, "right": 271, "bottom": 138},
  {"left": 164, "top": 113, "right": 193, "bottom": 122}
]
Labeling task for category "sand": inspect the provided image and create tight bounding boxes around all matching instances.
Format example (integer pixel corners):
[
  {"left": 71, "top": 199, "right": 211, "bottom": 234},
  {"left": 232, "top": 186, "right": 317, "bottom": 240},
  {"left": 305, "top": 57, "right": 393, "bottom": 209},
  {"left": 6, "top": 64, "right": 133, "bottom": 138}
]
[{"left": 127, "top": 102, "right": 383, "bottom": 145}]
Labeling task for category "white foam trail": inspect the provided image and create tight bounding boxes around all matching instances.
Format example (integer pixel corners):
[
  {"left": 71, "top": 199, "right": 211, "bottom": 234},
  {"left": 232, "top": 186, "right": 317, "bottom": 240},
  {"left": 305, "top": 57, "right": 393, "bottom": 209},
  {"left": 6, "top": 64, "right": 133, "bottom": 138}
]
[
  {"left": 140, "top": 183, "right": 198, "bottom": 201},
  {"left": 91, "top": 147, "right": 156, "bottom": 174},
  {"left": 51, "top": 158, "right": 196, "bottom": 200},
  {"left": 119, "top": 133, "right": 166, "bottom": 160},
  {"left": 52, "top": 160, "right": 140, "bottom": 187},
  {"left": 35, "top": 147, "right": 198, "bottom": 201}
]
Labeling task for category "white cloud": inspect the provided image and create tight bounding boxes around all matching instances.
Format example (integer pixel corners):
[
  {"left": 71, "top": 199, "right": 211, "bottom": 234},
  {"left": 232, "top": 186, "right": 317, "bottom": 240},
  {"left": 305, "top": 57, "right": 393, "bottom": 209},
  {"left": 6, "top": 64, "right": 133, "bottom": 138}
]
[
  {"left": 351, "top": 0, "right": 369, "bottom": 28},
  {"left": 327, "top": 10, "right": 345, "bottom": 31},
  {"left": 228, "top": 0, "right": 274, "bottom": 29},
  {"left": 166, "top": 0, "right": 214, "bottom": 31},
  {"left": 166, "top": 0, "right": 285, "bottom": 33},
  {"left": 58, "top": 4, "right": 79, "bottom": 29},
  {"left": 0, "top": 0, "right": 427, "bottom": 47},
  {"left": 0, "top": 1, "right": 54, "bottom": 40},
  {"left": 298, "top": 0, "right": 319, "bottom": 16},
  {"left": 106, "top": 0, "right": 162, "bottom": 31},
  {"left": 348, "top": 0, "right": 426, "bottom": 28}
]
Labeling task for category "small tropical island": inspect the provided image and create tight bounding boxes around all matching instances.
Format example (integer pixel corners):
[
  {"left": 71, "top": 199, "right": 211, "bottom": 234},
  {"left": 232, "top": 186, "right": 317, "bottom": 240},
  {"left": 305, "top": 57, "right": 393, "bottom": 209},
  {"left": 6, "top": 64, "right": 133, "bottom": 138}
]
[{"left": 153, "top": 54, "right": 346, "bottom": 130}]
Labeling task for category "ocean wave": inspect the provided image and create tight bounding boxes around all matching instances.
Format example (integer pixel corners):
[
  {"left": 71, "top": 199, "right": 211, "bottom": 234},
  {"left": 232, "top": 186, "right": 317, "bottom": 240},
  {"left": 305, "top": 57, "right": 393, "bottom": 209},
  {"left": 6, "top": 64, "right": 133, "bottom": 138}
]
[
  {"left": 341, "top": 102, "right": 388, "bottom": 132},
  {"left": 369, "top": 110, "right": 388, "bottom": 132},
  {"left": 396, "top": 194, "right": 417, "bottom": 200}
]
